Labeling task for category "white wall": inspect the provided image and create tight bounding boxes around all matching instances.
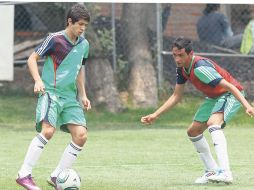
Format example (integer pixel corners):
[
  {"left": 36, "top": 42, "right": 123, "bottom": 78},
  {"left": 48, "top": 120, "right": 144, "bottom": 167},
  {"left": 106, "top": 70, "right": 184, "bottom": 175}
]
[{"left": 0, "top": 5, "right": 14, "bottom": 81}]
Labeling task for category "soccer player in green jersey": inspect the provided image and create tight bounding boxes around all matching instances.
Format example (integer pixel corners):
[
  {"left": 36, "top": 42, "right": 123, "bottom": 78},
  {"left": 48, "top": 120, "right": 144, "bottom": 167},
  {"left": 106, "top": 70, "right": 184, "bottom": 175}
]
[
  {"left": 141, "top": 37, "right": 254, "bottom": 185},
  {"left": 16, "top": 4, "right": 91, "bottom": 190}
]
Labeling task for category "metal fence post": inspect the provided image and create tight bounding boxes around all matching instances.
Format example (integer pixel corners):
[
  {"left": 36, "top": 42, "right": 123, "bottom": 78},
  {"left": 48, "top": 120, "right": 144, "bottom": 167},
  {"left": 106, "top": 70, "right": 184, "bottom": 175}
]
[
  {"left": 156, "top": 3, "right": 163, "bottom": 89},
  {"left": 112, "top": 3, "right": 117, "bottom": 72}
]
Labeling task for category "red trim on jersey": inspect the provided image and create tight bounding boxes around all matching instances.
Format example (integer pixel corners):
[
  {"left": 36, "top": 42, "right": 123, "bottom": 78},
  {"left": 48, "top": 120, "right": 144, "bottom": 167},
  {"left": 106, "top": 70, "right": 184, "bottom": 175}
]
[
  {"left": 181, "top": 56, "right": 243, "bottom": 98},
  {"left": 51, "top": 55, "right": 58, "bottom": 88}
]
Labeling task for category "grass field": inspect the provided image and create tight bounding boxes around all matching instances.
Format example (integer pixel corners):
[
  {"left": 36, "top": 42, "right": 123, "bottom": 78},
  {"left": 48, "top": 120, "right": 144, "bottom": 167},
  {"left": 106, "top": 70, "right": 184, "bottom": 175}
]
[{"left": 0, "top": 95, "right": 254, "bottom": 190}]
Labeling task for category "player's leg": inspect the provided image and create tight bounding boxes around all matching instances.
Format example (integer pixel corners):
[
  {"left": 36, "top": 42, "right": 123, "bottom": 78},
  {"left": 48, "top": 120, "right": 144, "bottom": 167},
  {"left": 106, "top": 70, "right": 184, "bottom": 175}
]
[
  {"left": 16, "top": 122, "right": 55, "bottom": 190},
  {"left": 208, "top": 113, "right": 230, "bottom": 172},
  {"left": 207, "top": 92, "right": 242, "bottom": 184},
  {"left": 188, "top": 98, "right": 219, "bottom": 184},
  {"left": 57, "top": 124, "right": 87, "bottom": 171},
  {"left": 16, "top": 93, "right": 57, "bottom": 190},
  {"left": 48, "top": 98, "right": 87, "bottom": 187},
  {"left": 206, "top": 113, "right": 233, "bottom": 184},
  {"left": 48, "top": 125, "right": 87, "bottom": 187},
  {"left": 187, "top": 121, "right": 218, "bottom": 184}
]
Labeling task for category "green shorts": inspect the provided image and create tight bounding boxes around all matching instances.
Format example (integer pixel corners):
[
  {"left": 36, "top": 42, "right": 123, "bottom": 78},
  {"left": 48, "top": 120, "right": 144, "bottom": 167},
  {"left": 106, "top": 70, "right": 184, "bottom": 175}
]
[
  {"left": 194, "top": 91, "right": 244, "bottom": 127},
  {"left": 36, "top": 92, "right": 86, "bottom": 133}
]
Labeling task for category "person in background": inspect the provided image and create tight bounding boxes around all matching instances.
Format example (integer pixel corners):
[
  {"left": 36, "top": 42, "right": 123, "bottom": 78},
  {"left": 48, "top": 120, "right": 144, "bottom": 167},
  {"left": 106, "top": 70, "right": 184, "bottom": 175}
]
[
  {"left": 197, "top": 4, "right": 242, "bottom": 49},
  {"left": 162, "top": 4, "right": 171, "bottom": 32},
  {"left": 240, "top": 19, "right": 254, "bottom": 54}
]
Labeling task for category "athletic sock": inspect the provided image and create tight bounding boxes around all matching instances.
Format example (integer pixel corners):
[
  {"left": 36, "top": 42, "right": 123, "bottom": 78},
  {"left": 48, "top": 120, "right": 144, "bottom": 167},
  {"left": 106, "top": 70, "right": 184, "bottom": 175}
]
[
  {"left": 208, "top": 124, "right": 230, "bottom": 171},
  {"left": 18, "top": 133, "right": 48, "bottom": 178},
  {"left": 189, "top": 134, "right": 218, "bottom": 171},
  {"left": 50, "top": 141, "right": 82, "bottom": 177}
]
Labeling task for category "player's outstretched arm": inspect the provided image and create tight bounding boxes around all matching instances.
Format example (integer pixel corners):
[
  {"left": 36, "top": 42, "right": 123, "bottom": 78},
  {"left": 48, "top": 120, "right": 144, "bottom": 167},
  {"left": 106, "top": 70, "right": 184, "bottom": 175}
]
[
  {"left": 219, "top": 79, "right": 254, "bottom": 117},
  {"left": 27, "top": 52, "right": 45, "bottom": 94},
  {"left": 141, "top": 84, "right": 185, "bottom": 125}
]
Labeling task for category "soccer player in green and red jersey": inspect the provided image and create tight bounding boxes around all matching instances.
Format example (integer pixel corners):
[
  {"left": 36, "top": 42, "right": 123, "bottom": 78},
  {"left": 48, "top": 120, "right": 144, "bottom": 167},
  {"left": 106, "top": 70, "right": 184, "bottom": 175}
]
[
  {"left": 16, "top": 4, "right": 91, "bottom": 190},
  {"left": 141, "top": 37, "right": 254, "bottom": 185}
]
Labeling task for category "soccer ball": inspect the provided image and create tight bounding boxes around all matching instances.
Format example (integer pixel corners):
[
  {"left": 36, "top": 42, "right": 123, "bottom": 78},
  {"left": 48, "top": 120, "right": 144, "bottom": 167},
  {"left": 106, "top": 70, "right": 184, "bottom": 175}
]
[{"left": 56, "top": 169, "right": 81, "bottom": 190}]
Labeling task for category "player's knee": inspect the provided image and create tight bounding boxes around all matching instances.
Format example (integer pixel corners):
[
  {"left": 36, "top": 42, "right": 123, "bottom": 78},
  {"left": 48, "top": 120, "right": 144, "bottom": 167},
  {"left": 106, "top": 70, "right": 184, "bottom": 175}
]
[
  {"left": 79, "top": 130, "right": 87, "bottom": 143},
  {"left": 187, "top": 127, "right": 202, "bottom": 137},
  {"left": 73, "top": 129, "right": 87, "bottom": 146},
  {"left": 187, "top": 127, "right": 194, "bottom": 137},
  {"left": 42, "top": 131, "right": 54, "bottom": 140},
  {"left": 41, "top": 124, "right": 55, "bottom": 140}
]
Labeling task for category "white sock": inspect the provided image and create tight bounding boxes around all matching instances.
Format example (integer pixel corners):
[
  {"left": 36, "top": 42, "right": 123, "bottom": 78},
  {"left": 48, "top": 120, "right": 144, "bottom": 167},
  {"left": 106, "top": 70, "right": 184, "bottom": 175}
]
[
  {"left": 189, "top": 134, "right": 218, "bottom": 171},
  {"left": 51, "top": 141, "right": 82, "bottom": 177},
  {"left": 18, "top": 133, "right": 48, "bottom": 178},
  {"left": 208, "top": 125, "right": 230, "bottom": 171}
]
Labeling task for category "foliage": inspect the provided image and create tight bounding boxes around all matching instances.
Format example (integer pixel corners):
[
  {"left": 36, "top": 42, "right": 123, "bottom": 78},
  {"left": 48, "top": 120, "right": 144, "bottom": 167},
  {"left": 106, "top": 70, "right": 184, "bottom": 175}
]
[
  {"left": 115, "top": 54, "right": 129, "bottom": 91},
  {"left": 96, "top": 28, "right": 113, "bottom": 57},
  {"left": 85, "top": 3, "right": 114, "bottom": 58}
]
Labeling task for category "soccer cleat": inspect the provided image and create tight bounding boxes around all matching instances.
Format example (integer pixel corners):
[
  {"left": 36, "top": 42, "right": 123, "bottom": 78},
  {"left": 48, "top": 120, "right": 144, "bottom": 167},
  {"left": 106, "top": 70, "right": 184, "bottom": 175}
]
[
  {"left": 195, "top": 171, "right": 216, "bottom": 184},
  {"left": 208, "top": 170, "right": 233, "bottom": 184},
  {"left": 16, "top": 174, "right": 41, "bottom": 190},
  {"left": 47, "top": 176, "right": 57, "bottom": 187}
]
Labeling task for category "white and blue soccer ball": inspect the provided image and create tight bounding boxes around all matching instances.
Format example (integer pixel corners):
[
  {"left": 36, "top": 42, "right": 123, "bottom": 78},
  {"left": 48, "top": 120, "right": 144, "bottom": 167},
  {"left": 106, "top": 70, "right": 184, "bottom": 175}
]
[{"left": 56, "top": 168, "right": 81, "bottom": 190}]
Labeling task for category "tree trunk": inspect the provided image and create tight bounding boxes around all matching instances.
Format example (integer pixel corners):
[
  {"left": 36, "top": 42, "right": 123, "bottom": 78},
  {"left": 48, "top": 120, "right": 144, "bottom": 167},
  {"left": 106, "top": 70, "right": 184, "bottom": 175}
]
[
  {"left": 122, "top": 4, "right": 158, "bottom": 108},
  {"left": 85, "top": 17, "right": 123, "bottom": 113},
  {"left": 86, "top": 58, "right": 123, "bottom": 113}
]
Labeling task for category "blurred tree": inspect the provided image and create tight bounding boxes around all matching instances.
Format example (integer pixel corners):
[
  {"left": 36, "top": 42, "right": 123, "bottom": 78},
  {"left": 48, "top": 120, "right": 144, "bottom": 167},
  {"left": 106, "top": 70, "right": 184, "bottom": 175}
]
[
  {"left": 85, "top": 3, "right": 124, "bottom": 113},
  {"left": 121, "top": 4, "right": 158, "bottom": 108}
]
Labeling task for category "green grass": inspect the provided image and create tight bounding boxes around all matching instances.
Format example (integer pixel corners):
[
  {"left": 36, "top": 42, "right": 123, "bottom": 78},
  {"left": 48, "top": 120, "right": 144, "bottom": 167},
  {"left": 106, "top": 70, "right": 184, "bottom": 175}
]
[{"left": 0, "top": 95, "right": 254, "bottom": 189}]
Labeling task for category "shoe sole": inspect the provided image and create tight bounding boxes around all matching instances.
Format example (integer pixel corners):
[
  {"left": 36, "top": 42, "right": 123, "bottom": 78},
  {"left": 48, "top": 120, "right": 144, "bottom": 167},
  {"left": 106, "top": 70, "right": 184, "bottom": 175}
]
[
  {"left": 209, "top": 179, "right": 233, "bottom": 185},
  {"left": 195, "top": 182, "right": 209, "bottom": 185},
  {"left": 16, "top": 182, "right": 41, "bottom": 190},
  {"left": 194, "top": 180, "right": 209, "bottom": 184}
]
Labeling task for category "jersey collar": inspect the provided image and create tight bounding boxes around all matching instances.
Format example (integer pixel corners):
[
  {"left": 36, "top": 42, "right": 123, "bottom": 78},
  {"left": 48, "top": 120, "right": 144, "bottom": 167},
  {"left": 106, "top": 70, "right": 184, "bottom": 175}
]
[
  {"left": 184, "top": 55, "right": 195, "bottom": 75},
  {"left": 63, "top": 30, "right": 80, "bottom": 46}
]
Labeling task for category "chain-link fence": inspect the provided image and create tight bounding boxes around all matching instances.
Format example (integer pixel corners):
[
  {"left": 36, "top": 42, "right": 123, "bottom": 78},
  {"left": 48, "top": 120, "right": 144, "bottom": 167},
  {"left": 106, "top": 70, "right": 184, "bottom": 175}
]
[
  {"left": 13, "top": 3, "right": 254, "bottom": 99},
  {"left": 14, "top": 2, "right": 75, "bottom": 62}
]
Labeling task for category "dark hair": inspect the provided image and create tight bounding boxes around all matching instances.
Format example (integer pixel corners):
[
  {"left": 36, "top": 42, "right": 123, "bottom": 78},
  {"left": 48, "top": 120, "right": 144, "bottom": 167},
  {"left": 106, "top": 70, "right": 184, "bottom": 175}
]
[
  {"left": 66, "top": 4, "right": 90, "bottom": 26},
  {"left": 172, "top": 37, "right": 193, "bottom": 54},
  {"left": 203, "top": 4, "right": 220, "bottom": 15}
]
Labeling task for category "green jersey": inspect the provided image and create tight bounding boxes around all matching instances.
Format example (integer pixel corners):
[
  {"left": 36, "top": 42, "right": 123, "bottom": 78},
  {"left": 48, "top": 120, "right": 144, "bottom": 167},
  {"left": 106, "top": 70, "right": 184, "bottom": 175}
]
[{"left": 35, "top": 30, "right": 89, "bottom": 98}]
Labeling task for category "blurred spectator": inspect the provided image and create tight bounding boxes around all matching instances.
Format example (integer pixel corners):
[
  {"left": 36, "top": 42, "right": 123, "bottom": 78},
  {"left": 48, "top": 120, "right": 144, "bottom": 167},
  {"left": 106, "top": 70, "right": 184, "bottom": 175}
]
[
  {"left": 162, "top": 4, "right": 171, "bottom": 32},
  {"left": 197, "top": 4, "right": 242, "bottom": 49},
  {"left": 240, "top": 19, "right": 254, "bottom": 54}
]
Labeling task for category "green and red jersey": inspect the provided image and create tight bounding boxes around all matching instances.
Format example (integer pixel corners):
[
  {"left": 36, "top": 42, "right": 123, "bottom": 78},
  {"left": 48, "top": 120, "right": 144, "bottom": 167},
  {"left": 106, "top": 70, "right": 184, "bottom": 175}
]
[
  {"left": 35, "top": 30, "right": 89, "bottom": 98},
  {"left": 176, "top": 55, "right": 243, "bottom": 98}
]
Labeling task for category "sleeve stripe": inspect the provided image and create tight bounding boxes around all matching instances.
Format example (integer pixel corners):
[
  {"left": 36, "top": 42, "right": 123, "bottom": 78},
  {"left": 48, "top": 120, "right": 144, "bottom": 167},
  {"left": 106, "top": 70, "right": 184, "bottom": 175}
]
[
  {"left": 196, "top": 67, "right": 216, "bottom": 81},
  {"left": 36, "top": 35, "right": 53, "bottom": 55},
  {"left": 36, "top": 31, "right": 62, "bottom": 55}
]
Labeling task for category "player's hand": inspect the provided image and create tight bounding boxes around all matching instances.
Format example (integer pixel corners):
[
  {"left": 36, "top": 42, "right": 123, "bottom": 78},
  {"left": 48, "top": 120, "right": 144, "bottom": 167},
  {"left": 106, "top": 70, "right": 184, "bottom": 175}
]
[
  {"left": 81, "top": 96, "right": 91, "bottom": 111},
  {"left": 34, "top": 79, "right": 45, "bottom": 94},
  {"left": 246, "top": 106, "right": 254, "bottom": 118},
  {"left": 141, "top": 113, "right": 158, "bottom": 125}
]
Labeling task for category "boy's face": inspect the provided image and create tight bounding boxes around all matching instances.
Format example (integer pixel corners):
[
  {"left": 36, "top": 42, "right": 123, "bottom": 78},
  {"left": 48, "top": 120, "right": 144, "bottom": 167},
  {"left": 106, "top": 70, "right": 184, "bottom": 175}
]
[
  {"left": 68, "top": 18, "right": 89, "bottom": 37},
  {"left": 172, "top": 47, "right": 192, "bottom": 68}
]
